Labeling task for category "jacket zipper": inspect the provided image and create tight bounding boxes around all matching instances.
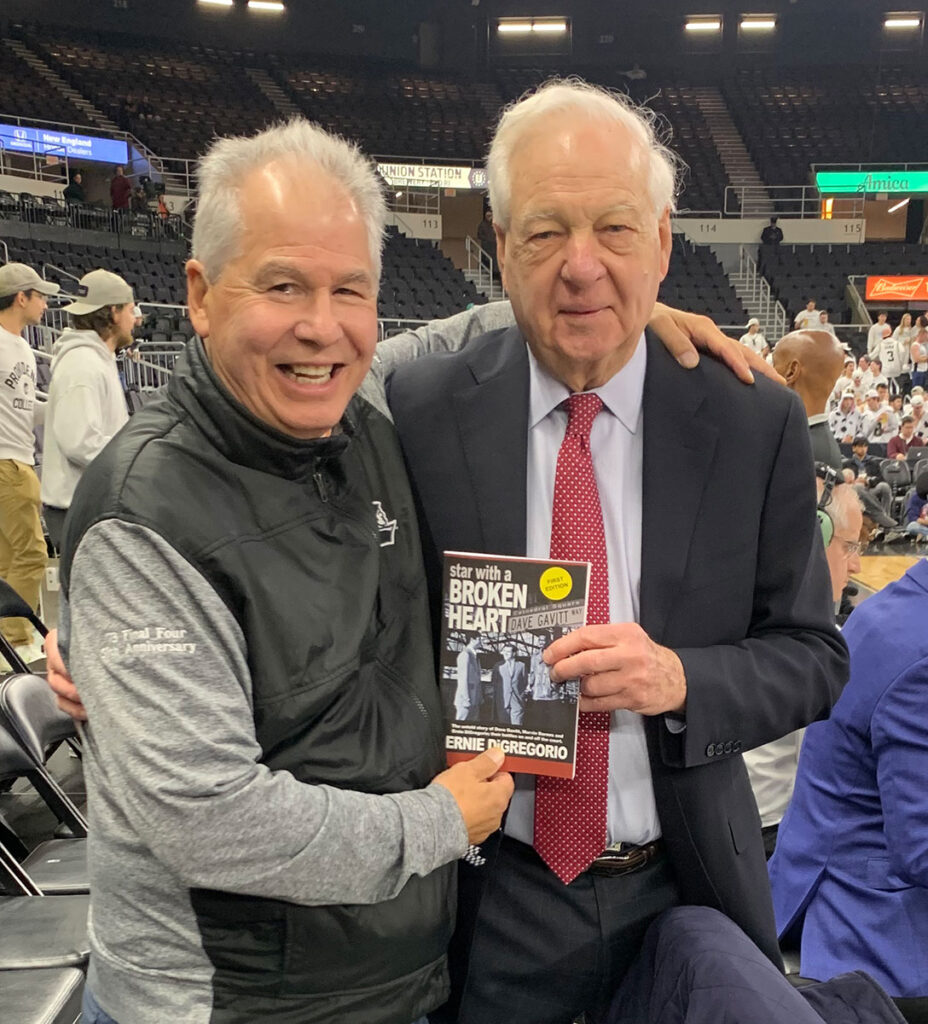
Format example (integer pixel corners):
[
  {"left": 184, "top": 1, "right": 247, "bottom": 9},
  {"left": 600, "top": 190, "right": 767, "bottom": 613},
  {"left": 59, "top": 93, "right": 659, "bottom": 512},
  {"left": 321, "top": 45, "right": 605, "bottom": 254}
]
[{"left": 312, "top": 464, "right": 328, "bottom": 502}]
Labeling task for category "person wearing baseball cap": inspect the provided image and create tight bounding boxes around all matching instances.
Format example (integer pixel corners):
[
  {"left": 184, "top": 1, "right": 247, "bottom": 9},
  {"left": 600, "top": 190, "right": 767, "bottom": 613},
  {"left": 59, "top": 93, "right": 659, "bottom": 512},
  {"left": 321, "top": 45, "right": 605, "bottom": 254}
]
[
  {"left": 738, "top": 317, "right": 769, "bottom": 358},
  {"left": 909, "top": 391, "right": 928, "bottom": 447},
  {"left": 0, "top": 263, "right": 60, "bottom": 663},
  {"left": 40, "top": 269, "right": 135, "bottom": 550}
]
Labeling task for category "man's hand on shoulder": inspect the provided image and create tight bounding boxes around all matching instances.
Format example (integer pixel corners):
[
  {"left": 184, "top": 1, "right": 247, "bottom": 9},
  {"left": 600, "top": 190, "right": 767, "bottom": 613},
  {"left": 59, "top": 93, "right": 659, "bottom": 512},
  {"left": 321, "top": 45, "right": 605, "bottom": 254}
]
[
  {"left": 433, "top": 747, "right": 514, "bottom": 845},
  {"left": 44, "top": 628, "right": 87, "bottom": 721},
  {"left": 544, "top": 622, "right": 687, "bottom": 716},
  {"left": 649, "top": 302, "right": 784, "bottom": 387}
]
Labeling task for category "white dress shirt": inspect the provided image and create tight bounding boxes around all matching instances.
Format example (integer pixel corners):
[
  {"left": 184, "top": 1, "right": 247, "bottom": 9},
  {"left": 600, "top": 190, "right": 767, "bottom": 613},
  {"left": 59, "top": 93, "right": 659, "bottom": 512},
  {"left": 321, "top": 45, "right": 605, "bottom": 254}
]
[
  {"left": 505, "top": 335, "right": 661, "bottom": 848},
  {"left": 744, "top": 729, "right": 805, "bottom": 827}
]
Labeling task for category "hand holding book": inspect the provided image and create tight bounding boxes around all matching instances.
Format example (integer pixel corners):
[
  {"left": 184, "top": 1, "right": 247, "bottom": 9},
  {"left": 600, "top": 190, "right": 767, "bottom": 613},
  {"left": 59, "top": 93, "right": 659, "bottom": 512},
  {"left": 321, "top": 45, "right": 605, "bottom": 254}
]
[
  {"left": 545, "top": 622, "right": 687, "bottom": 716},
  {"left": 432, "top": 747, "right": 514, "bottom": 845}
]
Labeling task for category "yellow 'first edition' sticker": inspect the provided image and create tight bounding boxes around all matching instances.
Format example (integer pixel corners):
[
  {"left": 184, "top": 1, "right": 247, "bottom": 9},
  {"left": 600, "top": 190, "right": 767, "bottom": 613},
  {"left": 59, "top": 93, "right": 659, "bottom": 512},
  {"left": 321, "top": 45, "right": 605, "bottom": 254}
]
[{"left": 539, "top": 566, "right": 573, "bottom": 601}]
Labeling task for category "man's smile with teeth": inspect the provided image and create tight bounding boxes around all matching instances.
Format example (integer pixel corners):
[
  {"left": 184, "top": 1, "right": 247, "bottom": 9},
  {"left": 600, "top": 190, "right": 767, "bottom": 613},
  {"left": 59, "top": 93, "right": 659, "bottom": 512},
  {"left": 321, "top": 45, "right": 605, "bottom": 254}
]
[{"left": 282, "top": 364, "right": 335, "bottom": 384}]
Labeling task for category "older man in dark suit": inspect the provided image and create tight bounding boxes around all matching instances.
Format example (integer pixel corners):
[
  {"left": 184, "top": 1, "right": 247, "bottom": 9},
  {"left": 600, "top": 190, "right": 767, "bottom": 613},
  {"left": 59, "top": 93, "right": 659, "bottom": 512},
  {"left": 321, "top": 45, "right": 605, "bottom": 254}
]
[{"left": 388, "top": 80, "right": 847, "bottom": 1024}]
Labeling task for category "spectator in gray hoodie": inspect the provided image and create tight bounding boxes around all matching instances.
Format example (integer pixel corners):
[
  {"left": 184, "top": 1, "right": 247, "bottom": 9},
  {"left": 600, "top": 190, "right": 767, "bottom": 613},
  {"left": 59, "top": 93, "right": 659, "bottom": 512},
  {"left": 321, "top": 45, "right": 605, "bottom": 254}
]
[{"left": 41, "top": 269, "right": 135, "bottom": 550}]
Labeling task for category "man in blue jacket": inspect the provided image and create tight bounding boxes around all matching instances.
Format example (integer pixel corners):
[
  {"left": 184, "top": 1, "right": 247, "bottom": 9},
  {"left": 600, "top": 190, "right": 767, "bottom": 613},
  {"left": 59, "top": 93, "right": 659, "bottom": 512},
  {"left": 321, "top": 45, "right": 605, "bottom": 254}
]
[{"left": 769, "top": 558, "right": 928, "bottom": 1006}]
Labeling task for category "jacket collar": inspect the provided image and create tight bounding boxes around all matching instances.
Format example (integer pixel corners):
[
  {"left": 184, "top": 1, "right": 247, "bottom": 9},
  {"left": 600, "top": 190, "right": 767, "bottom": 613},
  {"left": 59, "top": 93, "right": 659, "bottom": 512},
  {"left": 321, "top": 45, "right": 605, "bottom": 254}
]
[{"left": 167, "top": 337, "right": 351, "bottom": 482}]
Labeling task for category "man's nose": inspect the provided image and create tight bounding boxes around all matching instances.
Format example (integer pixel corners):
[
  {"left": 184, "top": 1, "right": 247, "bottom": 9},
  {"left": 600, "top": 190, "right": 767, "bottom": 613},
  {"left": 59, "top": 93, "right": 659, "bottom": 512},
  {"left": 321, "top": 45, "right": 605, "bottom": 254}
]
[
  {"left": 294, "top": 292, "right": 343, "bottom": 347},
  {"left": 560, "top": 233, "right": 607, "bottom": 287}
]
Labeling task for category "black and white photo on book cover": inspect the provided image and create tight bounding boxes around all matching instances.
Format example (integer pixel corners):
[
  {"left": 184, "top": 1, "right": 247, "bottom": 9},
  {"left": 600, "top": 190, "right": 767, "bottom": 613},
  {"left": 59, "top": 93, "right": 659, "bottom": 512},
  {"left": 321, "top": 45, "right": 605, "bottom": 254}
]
[{"left": 440, "top": 551, "right": 591, "bottom": 778}]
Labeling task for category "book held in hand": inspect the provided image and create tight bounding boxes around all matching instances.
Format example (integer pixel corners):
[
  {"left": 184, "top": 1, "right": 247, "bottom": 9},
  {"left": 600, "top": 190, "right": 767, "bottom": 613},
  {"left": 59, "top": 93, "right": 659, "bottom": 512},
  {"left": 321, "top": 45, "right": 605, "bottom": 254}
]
[{"left": 440, "top": 551, "right": 591, "bottom": 778}]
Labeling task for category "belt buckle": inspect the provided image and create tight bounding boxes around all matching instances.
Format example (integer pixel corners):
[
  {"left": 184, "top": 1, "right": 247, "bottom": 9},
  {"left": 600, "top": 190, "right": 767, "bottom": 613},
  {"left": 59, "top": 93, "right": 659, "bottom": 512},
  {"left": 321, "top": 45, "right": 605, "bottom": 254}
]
[{"left": 587, "top": 842, "right": 651, "bottom": 877}]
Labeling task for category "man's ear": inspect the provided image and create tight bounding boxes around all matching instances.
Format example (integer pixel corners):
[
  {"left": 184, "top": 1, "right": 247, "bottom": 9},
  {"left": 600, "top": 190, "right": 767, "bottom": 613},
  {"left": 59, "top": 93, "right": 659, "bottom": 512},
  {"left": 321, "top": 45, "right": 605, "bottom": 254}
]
[
  {"left": 186, "top": 259, "right": 211, "bottom": 339},
  {"left": 657, "top": 207, "right": 672, "bottom": 281},
  {"left": 494, "top": 223, "right": 508, "bottom": 291},
  {"left": 781, "top": 359, "right": 800, "bottom": 386}
]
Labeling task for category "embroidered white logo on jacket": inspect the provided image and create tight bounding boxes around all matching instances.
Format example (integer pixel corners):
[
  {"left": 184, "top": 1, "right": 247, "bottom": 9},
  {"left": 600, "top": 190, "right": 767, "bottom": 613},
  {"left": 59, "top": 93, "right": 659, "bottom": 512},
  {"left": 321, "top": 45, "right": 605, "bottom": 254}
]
[{"left": 373, "top": 501, "right": 398, "bottom": 546}]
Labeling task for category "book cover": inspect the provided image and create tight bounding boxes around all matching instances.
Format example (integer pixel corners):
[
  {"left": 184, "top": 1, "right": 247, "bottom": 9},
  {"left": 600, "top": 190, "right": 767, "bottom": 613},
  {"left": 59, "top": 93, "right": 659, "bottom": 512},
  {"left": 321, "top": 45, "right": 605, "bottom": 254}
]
[{"left": 440, "top": 551, "right": 591, "bottom": 779}]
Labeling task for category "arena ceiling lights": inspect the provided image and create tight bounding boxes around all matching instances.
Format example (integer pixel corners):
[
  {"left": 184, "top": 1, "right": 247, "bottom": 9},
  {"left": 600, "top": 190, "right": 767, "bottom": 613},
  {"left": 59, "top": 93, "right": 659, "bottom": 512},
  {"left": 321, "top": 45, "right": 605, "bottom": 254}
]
[
  {"left": 198, "top": 0, "right": 233, "bottom": 6},
  {"left": 883, "top": 12, "right": 923, "bottom": 29},
  {"left": 684, "top": 16, "right": 722, "bottom": 32},
  {"left": 247, "top": 0, "right": 286, "bottom": 11},
  {"left": 497, "top": 19, "right": 568, "bottom": 34},
  {"left": 740, "top": 15, "right": 777, "bottom": 31}
]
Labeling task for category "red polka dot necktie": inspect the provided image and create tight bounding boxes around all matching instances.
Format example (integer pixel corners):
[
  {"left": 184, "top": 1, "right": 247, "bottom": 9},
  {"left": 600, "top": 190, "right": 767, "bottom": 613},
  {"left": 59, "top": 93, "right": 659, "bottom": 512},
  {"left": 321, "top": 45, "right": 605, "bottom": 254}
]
[{"left": 534, "top": 392, "right": 611, "bottom": 884}]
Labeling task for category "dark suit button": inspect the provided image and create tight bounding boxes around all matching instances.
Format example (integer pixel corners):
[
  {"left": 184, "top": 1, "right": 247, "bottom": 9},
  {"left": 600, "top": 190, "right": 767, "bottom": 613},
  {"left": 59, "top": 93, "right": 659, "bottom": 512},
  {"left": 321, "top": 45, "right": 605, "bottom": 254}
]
[
  {"left": 706, "top": 743, "right": 716, "bottom": 757},
  {"left": 733, "top": 741, "right": 742, "bottom": 753},
  {"left": 724, "top": 742, "right": 733, "bottom": 754}
]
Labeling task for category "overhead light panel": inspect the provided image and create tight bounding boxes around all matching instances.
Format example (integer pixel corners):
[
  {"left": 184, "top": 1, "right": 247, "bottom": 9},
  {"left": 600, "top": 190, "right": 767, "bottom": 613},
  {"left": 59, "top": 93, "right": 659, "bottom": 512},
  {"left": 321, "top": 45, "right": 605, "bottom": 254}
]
[
  {"left": 247, "top": 0, "right": 285, "bottom": 11},
  {"left": 685, "top": 17, "right": 722, "bottom": 32},
  {"left": 883, "top": 13, "right": 923, "bottom": 28},
  {"left": 199, "top": 0, "right": 234, "bottom": 6},
  {"left": 498, "top": 18, "right": 567, "bottom": 34},
  {"left": 740, "top": 16, "right": 776, "bottom": 30}
]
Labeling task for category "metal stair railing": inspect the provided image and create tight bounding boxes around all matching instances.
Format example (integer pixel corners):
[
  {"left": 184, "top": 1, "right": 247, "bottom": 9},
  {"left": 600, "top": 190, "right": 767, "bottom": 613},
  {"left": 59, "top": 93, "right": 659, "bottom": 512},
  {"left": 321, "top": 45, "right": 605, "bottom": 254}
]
[{"left": 735, "top": 246, "right": 787, "bottom": 340}]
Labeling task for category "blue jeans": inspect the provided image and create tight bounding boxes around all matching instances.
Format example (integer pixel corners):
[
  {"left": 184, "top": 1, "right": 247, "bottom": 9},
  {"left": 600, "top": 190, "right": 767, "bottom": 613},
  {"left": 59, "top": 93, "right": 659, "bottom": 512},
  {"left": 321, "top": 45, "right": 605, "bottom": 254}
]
[
  {"left": 82, "top": 988, "right": 120, "bottom": 1024},
  {"left": 83, "top": 988, "right": 429, "bottom": 1024}
]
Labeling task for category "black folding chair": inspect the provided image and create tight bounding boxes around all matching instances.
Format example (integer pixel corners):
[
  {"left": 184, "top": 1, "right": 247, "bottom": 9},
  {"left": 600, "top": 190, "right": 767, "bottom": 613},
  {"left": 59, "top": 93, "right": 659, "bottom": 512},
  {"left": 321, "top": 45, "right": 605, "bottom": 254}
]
[
  {"left": 0, "top": 842, "right": 89, "bottom": 971},
  {"left": 0, "top": 966, "right": 84, "bottom": 1024},
  {"left": 0, "top": 579, "right": 47, "bottom": 677},
  {"left": 0, "top": 708, "right": 87, "bottom": 894}
]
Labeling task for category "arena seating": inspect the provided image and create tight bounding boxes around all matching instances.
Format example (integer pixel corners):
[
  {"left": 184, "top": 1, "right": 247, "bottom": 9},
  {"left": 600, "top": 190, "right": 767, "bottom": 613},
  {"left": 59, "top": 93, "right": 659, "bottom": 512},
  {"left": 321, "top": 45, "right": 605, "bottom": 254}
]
[
  {"left": 723, "top": 66, "right": 928, "bottom": 187},
  {"left": 380, "top": 227, "right": 484, "bottom": 321},
  {"left": 0, "top": 189, "right": 181, "bottom": 243},
  {"left": 276, "top": 56, "right": 499, "bottom": 161},
  {"left": 17, "top": 27, "right": 277, "bottom": 158},
  {"left": 660, "top": 237, "right": 749, "bottom": 326},
  {"left": 759, "top": 241, "right": 928, "bottom": 324},
  {"left": 7, "top": 25, "right": 733, "bottom": 210},
  {"left": 0, "top": 236, "right": 187, "bottom": 306},
  {"left": 0, "top": 42, "right": 87, "bottom": 128}
]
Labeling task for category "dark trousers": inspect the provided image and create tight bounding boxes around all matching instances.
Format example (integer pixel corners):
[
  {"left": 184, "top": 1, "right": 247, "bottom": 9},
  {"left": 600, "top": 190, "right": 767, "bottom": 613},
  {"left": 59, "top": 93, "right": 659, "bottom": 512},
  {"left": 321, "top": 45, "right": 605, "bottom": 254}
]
[
  {"left": 606, "top": 906, "right": 908, "bottom": 1024},
  {"left": 42, "top": 506, "right": 68, "bottom": 555},
  {"left": 431, "top": 834, "right": 680, "bottom": 1024}
]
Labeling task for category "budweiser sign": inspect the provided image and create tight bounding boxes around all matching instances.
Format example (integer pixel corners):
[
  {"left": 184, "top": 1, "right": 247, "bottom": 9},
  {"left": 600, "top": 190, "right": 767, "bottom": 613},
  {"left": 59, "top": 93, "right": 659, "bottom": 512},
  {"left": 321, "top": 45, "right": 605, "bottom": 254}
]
[{"left": 865, "top": 276, "right": 928, "bottom": 301}]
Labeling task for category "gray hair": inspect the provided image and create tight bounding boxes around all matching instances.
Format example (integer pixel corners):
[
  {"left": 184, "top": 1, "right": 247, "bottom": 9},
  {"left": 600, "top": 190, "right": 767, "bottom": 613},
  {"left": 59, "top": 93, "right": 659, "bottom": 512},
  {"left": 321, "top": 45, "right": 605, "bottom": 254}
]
[
  {"left": 486, "top": 78, "right": 681, "bottom": 230},
  {"left": 191, "top": 119, "right": 386, "bottom": 282},
  {"left": 822, "top": 481, "right": 863, "bottom": 538}
]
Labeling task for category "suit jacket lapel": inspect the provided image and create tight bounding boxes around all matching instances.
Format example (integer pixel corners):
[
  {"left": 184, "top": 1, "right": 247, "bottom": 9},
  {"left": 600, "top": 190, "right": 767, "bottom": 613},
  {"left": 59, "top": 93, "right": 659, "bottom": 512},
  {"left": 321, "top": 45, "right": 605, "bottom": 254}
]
[
  {"left": 452, "top": 327, "right": 529, "bottom": 557},
  {"left": 640, "top": 332, "right": 719, "bottom": 644}
]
